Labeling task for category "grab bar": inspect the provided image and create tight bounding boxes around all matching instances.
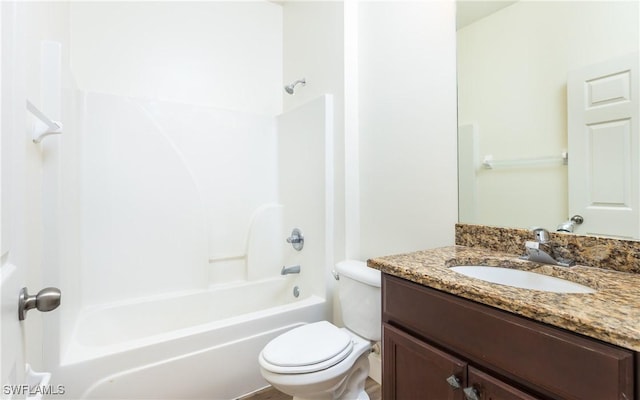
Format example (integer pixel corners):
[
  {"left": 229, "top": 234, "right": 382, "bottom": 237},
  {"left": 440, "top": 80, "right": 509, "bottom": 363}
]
[{"left": 482, "top": 152, "right": 568, "bottom": 169}]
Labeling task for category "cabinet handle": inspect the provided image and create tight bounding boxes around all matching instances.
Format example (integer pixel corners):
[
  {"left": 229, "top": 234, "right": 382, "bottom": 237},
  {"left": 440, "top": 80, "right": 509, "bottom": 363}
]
[
  {"left": 463, "top": 387, "right": 480, "bottom": 400},
  {"left": 446, "top": 375, "right": 461, "bottom": 389}
]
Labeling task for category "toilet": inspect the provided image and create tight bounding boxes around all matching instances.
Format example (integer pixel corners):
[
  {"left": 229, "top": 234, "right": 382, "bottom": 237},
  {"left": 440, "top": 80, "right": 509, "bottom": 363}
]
[{"left": 258, "top": 260, "right": 381, "bottom": 400}]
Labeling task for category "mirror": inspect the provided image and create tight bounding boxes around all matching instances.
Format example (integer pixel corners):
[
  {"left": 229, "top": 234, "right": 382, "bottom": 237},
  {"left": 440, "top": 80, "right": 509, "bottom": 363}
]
[{"left": 456, "top": 1, "right": 639, "bottom": 237}]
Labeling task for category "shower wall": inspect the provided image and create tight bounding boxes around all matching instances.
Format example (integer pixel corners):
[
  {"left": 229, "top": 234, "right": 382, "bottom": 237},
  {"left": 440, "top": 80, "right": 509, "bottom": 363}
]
[
  {"left": 33, "top": 1, "right": 305, "bottom": 373},
  {"left": 80, "top": 94, "right": 279, "bottom": 306},
  {"left": 277, "top": 95, "right": 334, "bottom": 302},
  {"left": 65, "top": 2, "right": 285, "bottom": 308},
  {"left": 20, "top": 3, "right": 340, "bottom": 380}
]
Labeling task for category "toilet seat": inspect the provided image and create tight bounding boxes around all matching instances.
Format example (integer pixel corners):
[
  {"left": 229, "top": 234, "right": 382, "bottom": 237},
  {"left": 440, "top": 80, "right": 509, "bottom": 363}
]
[{"left": 260, "top": 321, "right": 354, "bottom": 374}]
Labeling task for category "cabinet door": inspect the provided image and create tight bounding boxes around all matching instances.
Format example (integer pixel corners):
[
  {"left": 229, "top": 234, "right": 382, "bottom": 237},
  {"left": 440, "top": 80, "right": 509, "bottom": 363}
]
[
  {"left": 466, "top": 367, "right": 541, "bottom": 400},
  {"left": 383, "top": 324, "right": 467, "bottom": 400}
]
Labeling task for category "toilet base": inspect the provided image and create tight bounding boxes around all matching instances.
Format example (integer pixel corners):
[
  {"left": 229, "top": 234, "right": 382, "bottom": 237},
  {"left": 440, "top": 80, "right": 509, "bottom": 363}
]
[
  {"left": 259, "top": 326, "right": 373, "bottom": 400},
  {"left": 289, "top": 352, "right": 370, "bottom": 400}
]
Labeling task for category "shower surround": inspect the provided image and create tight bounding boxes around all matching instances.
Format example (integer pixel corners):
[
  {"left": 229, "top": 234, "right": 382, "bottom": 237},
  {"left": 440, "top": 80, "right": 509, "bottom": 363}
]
[{"left": 50, "top": 92, "right": 334, "bottom": 398}]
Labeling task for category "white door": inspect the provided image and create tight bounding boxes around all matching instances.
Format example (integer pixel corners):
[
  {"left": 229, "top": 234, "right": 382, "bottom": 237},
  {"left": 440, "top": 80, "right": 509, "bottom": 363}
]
[
  {"left": 568, "top": 52, "right": 640, "bottom": 238},
  {"left": 1, "top": 1, "right": 29, "bottom": 393}
]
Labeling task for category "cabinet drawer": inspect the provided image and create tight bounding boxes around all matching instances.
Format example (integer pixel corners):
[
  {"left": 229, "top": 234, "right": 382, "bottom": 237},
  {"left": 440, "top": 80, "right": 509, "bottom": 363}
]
[
  {"left": 468, "top": 366, "right": 541, "bottom": 400},
  {"left": 383, "top": 274, "right": 634, "bottom": 400}
]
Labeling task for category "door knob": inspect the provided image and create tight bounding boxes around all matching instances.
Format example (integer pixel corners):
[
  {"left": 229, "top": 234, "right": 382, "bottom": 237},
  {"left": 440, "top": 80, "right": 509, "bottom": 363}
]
[
  {"left": 571, "top": 215, "right": 584, "bottom": 224},
  {"left": 18, "top": 287, "right": 61, "bottom": 320}
]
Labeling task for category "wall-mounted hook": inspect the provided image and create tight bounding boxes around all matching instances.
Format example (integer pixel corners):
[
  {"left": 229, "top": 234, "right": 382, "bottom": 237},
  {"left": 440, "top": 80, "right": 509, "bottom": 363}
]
[
  {"left": 28, "top": 41, "right": 63, "bottom": 144},
  {"left": 27, "top": 100, "right": 63, "bottom": 143}
]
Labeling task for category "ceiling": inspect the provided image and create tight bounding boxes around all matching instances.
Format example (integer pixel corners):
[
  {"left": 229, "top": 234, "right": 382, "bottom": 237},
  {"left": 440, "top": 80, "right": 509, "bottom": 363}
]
[{"left": 456, "top": 1, "right": 517, "bottom": 30}]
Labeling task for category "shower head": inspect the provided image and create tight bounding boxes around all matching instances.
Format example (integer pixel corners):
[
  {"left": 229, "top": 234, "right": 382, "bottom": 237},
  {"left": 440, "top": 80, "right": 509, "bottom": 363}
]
[{"left": 284, "top": 78, "right": 306, "bottom": 95}]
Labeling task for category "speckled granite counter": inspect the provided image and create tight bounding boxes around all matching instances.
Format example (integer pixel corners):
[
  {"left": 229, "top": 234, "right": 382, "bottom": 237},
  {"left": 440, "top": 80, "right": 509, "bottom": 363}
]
[{"left": 368, "top": 245, "right": 640, "bottom": 352}]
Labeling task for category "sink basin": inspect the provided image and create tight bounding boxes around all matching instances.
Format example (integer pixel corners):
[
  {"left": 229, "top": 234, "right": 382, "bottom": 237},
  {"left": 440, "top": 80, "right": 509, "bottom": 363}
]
[{"left": 450, "top": 266, "right": 596, "bottom": 294}]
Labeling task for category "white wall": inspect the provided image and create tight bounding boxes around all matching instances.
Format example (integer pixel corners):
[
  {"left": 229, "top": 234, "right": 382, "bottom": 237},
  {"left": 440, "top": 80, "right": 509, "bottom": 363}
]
[
  {"left": 457, "top": 1, "right": 640, "bottom": 231},
  {"left": 70, "top": 2, "right": 283, "bottom": 116},
  {"left": 358, "top": 1, "right": 458, "bottom": 259}
]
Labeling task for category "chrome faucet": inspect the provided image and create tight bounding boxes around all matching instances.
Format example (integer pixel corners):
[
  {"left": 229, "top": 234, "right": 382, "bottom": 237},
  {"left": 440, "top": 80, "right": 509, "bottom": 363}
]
[
  {"left": 281, "top": 265, "right": 301, "bottom": 275},
  {"left": 521, "top": 228, "right": 574, "bottom": 267}
]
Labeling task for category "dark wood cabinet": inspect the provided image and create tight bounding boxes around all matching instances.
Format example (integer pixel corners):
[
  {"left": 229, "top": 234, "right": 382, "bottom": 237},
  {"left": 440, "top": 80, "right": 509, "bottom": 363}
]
[
  {"left": 382, "top": 274, "right": 636, "bottom": 400},
  {"left": 383, "top": 323, "right": 541, "bottom": 400},
  {"left": 383, "top": 323, "right": 466, "bottom": 399},
  {"left": 467, "top": 366, "right": 540, "bottom": 400}
]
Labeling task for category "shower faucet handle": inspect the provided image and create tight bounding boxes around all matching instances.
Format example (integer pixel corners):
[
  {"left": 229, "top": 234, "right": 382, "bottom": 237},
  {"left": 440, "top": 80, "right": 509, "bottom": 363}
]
[{"left": 286, "top": 228, "right": 304, "bottom": 251}]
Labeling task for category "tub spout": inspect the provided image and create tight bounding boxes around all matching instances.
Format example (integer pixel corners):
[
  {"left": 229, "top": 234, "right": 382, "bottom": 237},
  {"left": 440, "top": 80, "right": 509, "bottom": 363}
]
[{"left": 281, "top": 265, "right": 301, "bottom": 275}]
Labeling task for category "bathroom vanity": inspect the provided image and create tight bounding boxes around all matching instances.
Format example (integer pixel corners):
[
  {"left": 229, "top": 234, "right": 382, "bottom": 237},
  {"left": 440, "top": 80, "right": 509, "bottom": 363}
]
[
  {"left": 382, "top": 274, "right": 634, "bottom": 400},
  {"left": 369, "top": 227, "right": 640, "bottom": 400}
]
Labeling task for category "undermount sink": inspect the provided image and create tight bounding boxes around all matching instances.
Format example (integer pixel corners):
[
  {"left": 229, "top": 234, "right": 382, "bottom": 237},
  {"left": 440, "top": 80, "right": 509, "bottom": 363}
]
[{"left": 450, "top": 266, "right": 596, "bottom": 294}]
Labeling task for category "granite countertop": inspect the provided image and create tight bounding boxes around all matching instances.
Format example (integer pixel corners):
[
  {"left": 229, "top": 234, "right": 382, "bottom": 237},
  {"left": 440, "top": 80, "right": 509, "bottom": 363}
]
[{"left": 368, "top": 245, "right": 640, "bottom": 352}]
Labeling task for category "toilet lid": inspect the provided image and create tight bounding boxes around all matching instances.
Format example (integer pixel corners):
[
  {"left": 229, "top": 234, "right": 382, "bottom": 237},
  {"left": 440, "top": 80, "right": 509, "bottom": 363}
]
[{"left": 261, "top": 321, "right": 353, "bottom": 370}]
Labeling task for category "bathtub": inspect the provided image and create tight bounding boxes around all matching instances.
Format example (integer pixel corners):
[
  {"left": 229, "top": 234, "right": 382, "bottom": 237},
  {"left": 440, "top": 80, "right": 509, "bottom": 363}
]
[{"left": 54, "top": 278, "right": 326, "bottom": 399}]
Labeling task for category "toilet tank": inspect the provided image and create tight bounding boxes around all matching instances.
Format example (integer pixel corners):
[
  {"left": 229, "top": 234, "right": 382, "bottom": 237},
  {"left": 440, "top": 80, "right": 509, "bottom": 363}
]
[{"left": 335, "top": 260, "right": 381, "bottom": 341}]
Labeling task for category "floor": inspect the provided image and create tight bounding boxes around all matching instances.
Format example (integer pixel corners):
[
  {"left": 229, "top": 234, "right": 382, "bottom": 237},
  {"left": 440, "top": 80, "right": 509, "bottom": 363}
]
[{"left": 239, "top": 378, "right": 381, "bottom": 400}]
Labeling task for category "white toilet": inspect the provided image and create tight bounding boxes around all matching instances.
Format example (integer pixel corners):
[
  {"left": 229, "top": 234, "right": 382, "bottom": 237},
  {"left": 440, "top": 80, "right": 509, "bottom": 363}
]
[{"left": 258, "top": 260, "right": 381, "bottom": 400}]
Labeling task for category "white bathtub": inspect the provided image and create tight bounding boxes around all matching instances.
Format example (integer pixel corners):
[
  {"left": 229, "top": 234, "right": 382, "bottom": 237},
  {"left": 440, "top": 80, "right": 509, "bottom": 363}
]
[{"left": 54, "top": 278, "right": 326, "bottom": 399}]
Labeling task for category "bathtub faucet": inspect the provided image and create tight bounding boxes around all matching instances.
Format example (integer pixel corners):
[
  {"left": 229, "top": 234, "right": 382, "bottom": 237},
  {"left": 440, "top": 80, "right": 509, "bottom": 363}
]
[{"left": 281, "top": 265, "right": 301, "bottom": 275}]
